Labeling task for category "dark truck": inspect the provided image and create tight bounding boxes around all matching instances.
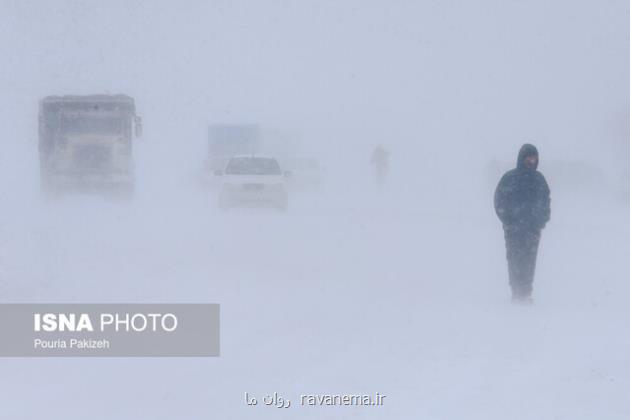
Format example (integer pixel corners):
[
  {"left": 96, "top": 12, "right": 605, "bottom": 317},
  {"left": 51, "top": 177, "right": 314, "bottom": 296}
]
[
  {"left": 205, "top": 123, "right": 261, "bottom": 174},
  {"left": 39, "top": 95, "right": 142, "bottom": 195}
]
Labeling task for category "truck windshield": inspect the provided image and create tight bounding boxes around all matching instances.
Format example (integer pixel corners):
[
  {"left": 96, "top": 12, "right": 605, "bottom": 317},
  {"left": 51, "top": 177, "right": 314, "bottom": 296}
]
[
  {"left": 225, "top": 158, "right": 282, "bottom": 175},
  {"left": 60, "top": 115, "right": 125, "bottom": 136}
]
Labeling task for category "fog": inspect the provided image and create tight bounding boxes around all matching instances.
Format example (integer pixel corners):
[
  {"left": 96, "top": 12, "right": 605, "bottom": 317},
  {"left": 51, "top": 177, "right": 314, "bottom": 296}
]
[{"left": 1, "top": 1, "right": 630, "bottom": 419}]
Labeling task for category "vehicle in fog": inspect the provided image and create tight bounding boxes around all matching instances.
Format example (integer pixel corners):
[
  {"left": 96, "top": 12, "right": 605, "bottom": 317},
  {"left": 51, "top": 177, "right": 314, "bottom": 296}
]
[
  {"left": 205, "top": 123, "right": 261, "bottom": 175},
  {"left": 38, "top": 95, "right": 142, "bottom": 195},
  {"left": 216, "top": 155, "right": 289, "bottom": 210}
]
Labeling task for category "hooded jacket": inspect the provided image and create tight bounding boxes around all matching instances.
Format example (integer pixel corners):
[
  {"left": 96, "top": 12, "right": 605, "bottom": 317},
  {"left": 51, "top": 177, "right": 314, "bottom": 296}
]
[{"left": 494, "top": 144, "right": 551, "bottom": 229}]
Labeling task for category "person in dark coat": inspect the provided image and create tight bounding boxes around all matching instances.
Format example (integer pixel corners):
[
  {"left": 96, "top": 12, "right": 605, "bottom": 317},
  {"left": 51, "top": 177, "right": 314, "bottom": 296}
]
[{"left": 494, "top": 144, "right": 551, "bottom": 302}]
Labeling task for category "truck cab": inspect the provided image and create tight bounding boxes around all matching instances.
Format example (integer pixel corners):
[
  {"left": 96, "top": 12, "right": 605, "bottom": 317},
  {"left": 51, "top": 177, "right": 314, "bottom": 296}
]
[{"left": 39, "top": 95, "right": 142, "bottom": 196}]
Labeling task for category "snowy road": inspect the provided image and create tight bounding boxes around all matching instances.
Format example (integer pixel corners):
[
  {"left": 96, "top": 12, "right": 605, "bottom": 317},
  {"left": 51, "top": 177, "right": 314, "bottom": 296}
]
[{"left": 1, "top": 168, "right": 628, "bottom": 420}]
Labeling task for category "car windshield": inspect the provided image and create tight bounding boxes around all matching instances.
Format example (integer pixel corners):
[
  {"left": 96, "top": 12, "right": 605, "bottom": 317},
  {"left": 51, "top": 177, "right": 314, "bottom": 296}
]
[{"left": 225, "top": 157, "right": 282, "bottom": 175}]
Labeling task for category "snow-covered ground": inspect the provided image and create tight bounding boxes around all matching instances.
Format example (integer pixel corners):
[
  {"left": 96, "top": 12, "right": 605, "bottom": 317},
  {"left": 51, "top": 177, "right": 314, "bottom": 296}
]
[{"left": 0, "top": 152, "right": 629, "bottom": 419}]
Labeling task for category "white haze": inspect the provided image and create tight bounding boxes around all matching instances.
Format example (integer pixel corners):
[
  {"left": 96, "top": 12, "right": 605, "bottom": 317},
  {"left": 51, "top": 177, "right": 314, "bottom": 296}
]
[{"left": 1, "top": 1, "right": 630, "bottom": 419}]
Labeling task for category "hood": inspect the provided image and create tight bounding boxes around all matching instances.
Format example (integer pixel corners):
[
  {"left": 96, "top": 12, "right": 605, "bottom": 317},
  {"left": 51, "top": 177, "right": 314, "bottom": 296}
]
[{"left": 517, "top": 143, "right": 539, "bottom": 170}]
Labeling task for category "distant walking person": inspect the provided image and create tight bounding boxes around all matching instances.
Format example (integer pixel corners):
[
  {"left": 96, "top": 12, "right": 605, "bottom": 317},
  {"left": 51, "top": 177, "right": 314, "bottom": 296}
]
[
  {"left": 370, "top": 145, "right": 390, "bottom": 184},
  {"left": 494, "top": 144, "right": 551, "bottom": 303}
]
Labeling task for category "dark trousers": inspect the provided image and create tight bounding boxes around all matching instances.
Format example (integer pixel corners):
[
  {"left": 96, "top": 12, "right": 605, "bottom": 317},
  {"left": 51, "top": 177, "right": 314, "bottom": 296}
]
[{"left": 503, "top": 226, "right": 541, "bottom": 298}]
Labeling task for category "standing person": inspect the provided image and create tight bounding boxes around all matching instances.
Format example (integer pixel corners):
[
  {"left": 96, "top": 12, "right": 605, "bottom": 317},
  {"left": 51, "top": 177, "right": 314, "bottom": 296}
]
[{"left": 494, "top": 144, "right": 551, "bottom": 303}]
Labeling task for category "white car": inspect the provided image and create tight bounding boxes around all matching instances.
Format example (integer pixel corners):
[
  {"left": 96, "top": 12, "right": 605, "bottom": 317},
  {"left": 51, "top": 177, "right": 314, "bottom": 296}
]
[{"left": 216, "top": 156, "right": 289, "bottom": 210}]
